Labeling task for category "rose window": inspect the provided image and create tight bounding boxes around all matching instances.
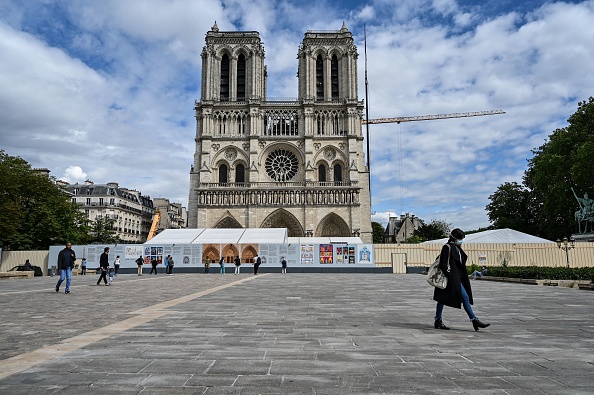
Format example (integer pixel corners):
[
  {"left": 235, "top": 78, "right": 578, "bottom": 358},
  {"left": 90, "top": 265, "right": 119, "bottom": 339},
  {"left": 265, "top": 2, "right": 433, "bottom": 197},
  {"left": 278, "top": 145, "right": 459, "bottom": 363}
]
[{"left": 265, "top": 149, "right": 299, "bottom": 181}]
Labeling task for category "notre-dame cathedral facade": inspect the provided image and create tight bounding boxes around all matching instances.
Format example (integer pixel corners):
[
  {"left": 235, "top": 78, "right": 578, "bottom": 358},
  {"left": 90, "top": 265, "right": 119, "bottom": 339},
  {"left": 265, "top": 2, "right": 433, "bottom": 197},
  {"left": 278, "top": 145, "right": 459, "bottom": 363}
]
[{"left": 188, "top": 22, "right": 372, "bottom": 243}]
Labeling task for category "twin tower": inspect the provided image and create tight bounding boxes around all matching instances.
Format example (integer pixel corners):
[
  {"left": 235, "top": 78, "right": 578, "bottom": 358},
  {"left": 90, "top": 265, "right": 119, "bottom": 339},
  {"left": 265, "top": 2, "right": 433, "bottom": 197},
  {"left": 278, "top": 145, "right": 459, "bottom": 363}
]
[{"left": 188, "top": 22, "right": 372, "bottom": 242}]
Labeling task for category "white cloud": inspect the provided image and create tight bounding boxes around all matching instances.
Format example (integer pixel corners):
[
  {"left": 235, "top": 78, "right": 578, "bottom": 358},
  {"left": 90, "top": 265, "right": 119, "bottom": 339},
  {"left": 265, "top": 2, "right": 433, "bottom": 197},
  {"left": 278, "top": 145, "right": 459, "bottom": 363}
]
[{"left": 62, "top": 166, "right": 87, "bottom": 184}]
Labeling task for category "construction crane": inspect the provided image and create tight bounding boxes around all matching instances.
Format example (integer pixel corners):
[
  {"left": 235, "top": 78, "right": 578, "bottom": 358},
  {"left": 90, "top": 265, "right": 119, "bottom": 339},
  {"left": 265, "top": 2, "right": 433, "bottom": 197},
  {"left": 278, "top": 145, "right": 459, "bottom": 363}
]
[
  {"left": 363, "top": 109, "right": 505, "bottom": 125},
  {"left": 146, "top": 209, "right": 161, "bottom": 241}
]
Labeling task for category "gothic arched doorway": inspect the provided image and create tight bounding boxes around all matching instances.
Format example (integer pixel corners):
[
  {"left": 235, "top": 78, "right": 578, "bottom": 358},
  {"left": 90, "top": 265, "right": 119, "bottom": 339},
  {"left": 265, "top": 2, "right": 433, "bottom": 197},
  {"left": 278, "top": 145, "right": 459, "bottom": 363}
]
[
  {"left": 260, "top": 208, "right": 304, "bottom": 237},
  {"left": 315, "top": 212, "right": 350, "bottom": 237},
  {"left": 214, "top": 215, "right": 243, "bottom": 228}
]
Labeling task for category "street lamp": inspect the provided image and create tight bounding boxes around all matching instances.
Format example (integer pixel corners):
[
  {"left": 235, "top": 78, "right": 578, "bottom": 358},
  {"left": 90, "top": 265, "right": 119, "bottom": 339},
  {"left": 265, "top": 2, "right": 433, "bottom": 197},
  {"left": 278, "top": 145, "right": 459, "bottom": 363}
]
[{"left": 556, "top": 237, "right": 575, "bottom": 268}]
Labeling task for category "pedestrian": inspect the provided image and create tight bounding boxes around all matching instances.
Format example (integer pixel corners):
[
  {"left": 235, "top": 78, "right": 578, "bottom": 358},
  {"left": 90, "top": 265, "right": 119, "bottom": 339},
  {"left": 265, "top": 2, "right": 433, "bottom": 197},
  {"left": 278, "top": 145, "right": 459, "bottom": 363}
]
[
  {"left": 234, "top": 256, "right": 241, "bottom": 275},
  {"left": 254, "top": 254, "right": 261, "bottom": 275},
  {"left": 433, "top": 228, "right": 490, "bottom": 331},
  {"left": 113, "top": 255, "right": 121, "bottom": 276},
  {"left": 108, "top": 267, "right": 115, "bottom": 285},
  {"left": 81, "top": 257, "right": 87, "bottom": 275},
  {"left": 168, "top": 256, "right": 174, "bottom": 275},
  {"left": 150, "top": 258, "right": 158, "bottom": 275},
  {"left": 281, "top": 256, "right": 287, "bottom": 274},
  {"left": 24, "top": 259, "right": 32, "bottom": 271},
  {"left": 55, "top": 242, "right": 76, "bottom": 294},
  {"left": 164, "top": 255, "right": 170, "bottom": 274},
  {"left": 219, "top": 256, "right": 225, "bottom": 275},
  {"left": 97, "top": 247, "right": 110, "bottom": 286},
  {"left": 204, "top": 260, "right": 210, "bottom": 274},
  {"left": 135, "top": 255, "right": 144, "bottom": 276},
  {"left": 471, "top": 266, "right": 488, "bottom": 280}
]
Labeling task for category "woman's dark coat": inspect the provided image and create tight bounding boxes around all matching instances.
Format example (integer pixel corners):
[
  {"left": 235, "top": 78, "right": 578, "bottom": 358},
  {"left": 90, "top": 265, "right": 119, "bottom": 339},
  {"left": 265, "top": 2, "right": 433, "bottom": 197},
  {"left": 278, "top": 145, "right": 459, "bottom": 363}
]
[{"left": 433, "top": 242, "right": 473, "bottom": 308}]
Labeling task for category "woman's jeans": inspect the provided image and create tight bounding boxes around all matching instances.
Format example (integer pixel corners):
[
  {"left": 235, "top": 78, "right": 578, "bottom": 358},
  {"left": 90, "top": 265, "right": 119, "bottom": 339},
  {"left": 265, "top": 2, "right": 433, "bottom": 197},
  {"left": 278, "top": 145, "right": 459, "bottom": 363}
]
[{"left": 435, "top": 284, "right": 477, "bottom": 321}]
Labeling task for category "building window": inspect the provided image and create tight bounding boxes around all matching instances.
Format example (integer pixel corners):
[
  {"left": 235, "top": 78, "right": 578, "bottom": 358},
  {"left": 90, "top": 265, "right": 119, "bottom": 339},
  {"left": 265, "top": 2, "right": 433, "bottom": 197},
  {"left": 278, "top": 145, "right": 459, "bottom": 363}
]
[
  {"left": 220, "top": 54, "right": 230, "bottom": 101},
  {"left": 265, "top": 149, "right": 299, "bottom": 182},
  {"left": 219, "top": 164, "right": 228, "bottom": 183},
  {"left": 331, "top": 55, "right": 339, "bottom": 100},
  {"left": 334, "top": 164, "right": 342, "bottom": 183},
  {"left": 318, "top": 164, "right": 326, "bottom": 182},
  {"left": 316, "top": 55, "right": 324, "bottom": 100},
  {"left": 235, "top": 164, "right": 245, "bottom": 183},
  {"left": 237, "top": 53, "right": 246, "bottom": 101},
  {"left": 99, "top": 198, "right": 104, "bottom": 206},
  {"left": 110, "top": 198, "right": 115, "bottom": 205},
  {"left": 86, "top": 198, "right": 91, "bottom": 205}
]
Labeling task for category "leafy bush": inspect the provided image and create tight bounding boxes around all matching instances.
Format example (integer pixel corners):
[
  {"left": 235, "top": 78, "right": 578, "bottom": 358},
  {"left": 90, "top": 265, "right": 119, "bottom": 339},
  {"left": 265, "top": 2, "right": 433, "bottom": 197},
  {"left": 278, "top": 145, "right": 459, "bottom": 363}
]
[{"left": 471, "top": 266, "right": 594, "bottom": 280}]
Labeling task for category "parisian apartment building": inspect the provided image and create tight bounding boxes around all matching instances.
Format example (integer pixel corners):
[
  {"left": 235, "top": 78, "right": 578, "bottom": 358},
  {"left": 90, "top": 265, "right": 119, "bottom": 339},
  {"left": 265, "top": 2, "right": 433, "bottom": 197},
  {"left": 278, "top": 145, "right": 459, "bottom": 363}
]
[
  {"left": 64, "top": 180, "right": 155, "bottom": 243},
  {"left": 153, "top": 198, "right": 188, "bottom": 233}
]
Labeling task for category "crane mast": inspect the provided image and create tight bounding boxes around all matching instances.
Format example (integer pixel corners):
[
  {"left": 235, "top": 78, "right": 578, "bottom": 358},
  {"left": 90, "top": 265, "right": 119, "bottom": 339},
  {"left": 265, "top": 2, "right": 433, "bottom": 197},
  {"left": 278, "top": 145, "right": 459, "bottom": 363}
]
[{"left": 363, "top": 109, "right": 505, "bottom": 125}]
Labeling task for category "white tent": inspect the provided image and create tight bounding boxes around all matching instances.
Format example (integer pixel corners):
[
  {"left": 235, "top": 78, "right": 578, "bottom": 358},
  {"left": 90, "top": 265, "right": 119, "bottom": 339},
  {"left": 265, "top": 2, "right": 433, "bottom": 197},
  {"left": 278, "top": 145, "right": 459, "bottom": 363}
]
[
  {"left": 422, "top": 228, "right": 554, "bottom": 244},
  {"left": 144, "top": 228, "right": 289, "bottom": 245}
]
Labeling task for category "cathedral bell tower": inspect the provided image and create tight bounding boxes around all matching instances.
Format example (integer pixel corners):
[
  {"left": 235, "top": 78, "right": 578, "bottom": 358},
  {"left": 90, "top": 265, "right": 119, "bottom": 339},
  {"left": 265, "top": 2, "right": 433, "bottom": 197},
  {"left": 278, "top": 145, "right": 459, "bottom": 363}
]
[{"left": 188, "top": 22, "right": 372, "bottom": 243}]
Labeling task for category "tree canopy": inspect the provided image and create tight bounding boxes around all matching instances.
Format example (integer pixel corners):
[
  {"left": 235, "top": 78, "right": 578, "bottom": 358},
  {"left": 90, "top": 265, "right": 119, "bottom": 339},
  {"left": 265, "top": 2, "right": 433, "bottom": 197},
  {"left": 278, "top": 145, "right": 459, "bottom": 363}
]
[
  {"left": 406, "top": 219, "right": 450, "bottom": 243},
  {"left": 0, "top": 150, "right": 89, "bottom": 250},
  {"left": 371, "top": 221, "right": 385, "bottom": 243},
  {"left": 486, "top": 97, "right": 594, "bottom": 240}
]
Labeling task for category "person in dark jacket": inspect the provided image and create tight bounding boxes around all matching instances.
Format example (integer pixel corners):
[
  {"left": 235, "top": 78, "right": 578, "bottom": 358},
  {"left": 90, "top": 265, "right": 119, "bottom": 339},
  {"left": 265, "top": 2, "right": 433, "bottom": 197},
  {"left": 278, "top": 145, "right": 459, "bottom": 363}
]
[
  {"left": 254, "top": 255, "right": 261, "bottom": 275},
  {"left": 234, "top": 256, "right": 241, "bottom": 275},
  {"left": 97, "top": 247, "right": 110, "bottom": 286},
  {"left": 167, "top": 256, "right": 174, "bottom": 275},
  {"left": 55, "top": 243, "right": 76, "bottom": 294},
  {"left": 433, "top": 228, "right": 490, "bottom": 331}
]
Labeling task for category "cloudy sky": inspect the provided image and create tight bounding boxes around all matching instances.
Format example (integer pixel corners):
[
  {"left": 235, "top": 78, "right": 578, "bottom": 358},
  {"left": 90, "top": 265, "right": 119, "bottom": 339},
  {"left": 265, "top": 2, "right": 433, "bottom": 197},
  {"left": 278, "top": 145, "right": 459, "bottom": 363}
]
[{"left": 1, "top": 0, "right": 593, "bottom": 231}]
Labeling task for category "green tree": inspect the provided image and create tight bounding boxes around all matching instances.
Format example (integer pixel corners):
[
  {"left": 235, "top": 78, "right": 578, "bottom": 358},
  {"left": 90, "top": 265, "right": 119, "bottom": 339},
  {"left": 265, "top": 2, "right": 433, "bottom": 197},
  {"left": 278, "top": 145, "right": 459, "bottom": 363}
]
[
  {"left": 0, "top": 150, "right": 89, "bottom": 250},
  {"left": 487, "top": 97, "right": 594, "bottom": 239},
  {"left": 486, "top": 182, "right": 538, "bottom": 234},
  {"left": 90, "top": 217, "right": 118, "bottom": 244},
  {"left": 407, "top": 219, "right": 450, "bottom": 243},
  {"left": 371, "top": 221, "right": 385, "bottom": 243}
]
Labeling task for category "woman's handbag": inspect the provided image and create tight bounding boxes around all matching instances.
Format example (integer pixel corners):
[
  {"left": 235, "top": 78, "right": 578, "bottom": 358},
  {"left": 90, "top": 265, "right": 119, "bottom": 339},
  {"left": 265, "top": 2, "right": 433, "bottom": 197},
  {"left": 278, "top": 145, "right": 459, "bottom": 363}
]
[{"left": 427, "top": 245, "right": 451, "bottom": 289}]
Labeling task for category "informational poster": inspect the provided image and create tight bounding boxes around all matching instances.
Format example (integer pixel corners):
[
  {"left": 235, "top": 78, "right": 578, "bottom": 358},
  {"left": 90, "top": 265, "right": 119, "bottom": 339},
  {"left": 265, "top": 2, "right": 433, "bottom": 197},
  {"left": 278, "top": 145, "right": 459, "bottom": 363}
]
[
  {"left": 125, "top": 246, "right": 144, "bottom": 259},
  {"left": 357, "top": 245, "right": 374, "bottom": 264},
  {"left": 300, "top": 244, "right": 314, "bottom": 264},
  {"left": 336, "top": 245, "right": 356, "bottom": 264},
  {"left": 144, "top": 246, "right": 163, "bottom": 265},
  {"left": 319, "top": 244, "right": 333, "bottom": 264}
]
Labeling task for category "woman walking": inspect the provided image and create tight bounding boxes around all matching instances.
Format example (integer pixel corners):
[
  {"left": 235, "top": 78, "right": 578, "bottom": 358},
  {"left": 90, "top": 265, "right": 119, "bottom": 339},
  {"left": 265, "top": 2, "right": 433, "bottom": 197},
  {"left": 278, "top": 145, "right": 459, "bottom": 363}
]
[{"left": 434, "top": 228, "right": 490, "bottom": 331}]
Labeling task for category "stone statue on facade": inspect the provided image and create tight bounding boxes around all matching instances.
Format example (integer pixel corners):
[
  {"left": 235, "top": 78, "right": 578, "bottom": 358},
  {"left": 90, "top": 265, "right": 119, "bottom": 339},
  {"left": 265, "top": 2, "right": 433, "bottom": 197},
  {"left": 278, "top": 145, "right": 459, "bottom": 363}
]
[{"left": 572, "top": 187, "right": 594, "bottom": 233}]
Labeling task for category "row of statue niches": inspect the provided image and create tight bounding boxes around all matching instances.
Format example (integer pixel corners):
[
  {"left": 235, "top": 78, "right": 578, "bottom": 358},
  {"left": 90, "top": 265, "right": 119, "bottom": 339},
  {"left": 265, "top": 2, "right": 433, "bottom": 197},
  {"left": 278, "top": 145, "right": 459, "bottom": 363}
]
[{"left": 573, "top": 187, "right": 594, "bottom": 234}]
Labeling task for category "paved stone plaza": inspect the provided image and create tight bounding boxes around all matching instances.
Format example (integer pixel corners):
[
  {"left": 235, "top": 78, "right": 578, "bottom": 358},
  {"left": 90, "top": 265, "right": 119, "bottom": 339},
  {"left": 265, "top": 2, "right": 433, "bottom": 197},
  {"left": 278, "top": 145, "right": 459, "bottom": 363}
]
[{"left": 0, "top": 273, "right": 593, "bottom": 394}]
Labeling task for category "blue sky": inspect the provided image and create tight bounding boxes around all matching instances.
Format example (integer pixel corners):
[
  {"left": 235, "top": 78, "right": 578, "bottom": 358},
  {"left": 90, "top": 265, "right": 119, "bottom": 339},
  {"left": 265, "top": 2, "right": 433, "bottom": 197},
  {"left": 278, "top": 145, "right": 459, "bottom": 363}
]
[{"left": 1, "top": 0, "right": 593, "bottom": 233}]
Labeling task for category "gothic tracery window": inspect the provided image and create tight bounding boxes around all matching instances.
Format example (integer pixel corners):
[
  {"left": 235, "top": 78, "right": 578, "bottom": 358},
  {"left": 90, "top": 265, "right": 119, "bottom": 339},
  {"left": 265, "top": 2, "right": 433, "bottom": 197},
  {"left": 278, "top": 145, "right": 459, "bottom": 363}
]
[
  {"left": 318, "top": 164, "right": 326, "bottom": 182},
  {"left": 219, "top": 163, "right": 228, "bottom": 184},
  {"left": 334, "top": 163, "right": 342, "bottom": 183},
  {"left": 235, "top": 163, "right": 245, "bottom": 183},
  {"left": 331, "top": 54, "right": 339, "bottom": 100},
  {"left": 316, "top": 55, "right": 324, "bottom": 100},
  {"left": 237, "top": 54, "right": 246, "bottom": 101},
  {"left": 220, "top": 54, "right": 230, "bottom": 101},
  {"left": 265, "top": 149, "right": 299, "bottom": 182}
]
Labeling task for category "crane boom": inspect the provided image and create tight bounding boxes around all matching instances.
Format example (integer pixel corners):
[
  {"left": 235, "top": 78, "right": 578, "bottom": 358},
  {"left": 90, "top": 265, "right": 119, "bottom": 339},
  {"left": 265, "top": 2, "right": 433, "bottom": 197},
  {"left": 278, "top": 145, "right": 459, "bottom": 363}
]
[
  {"left": 146, "top": 209, "right": 161, "bottom": 241},
  {"left": 363, "top": 109, "right": 505, "bottom": 125}
]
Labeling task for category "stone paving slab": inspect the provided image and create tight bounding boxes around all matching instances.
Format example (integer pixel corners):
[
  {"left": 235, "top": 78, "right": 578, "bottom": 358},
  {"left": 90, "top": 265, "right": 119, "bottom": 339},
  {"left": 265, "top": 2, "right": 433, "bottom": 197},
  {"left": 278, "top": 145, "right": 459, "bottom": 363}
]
[{"left": 1, "top": 273, "right": 594, "bottom": 394}]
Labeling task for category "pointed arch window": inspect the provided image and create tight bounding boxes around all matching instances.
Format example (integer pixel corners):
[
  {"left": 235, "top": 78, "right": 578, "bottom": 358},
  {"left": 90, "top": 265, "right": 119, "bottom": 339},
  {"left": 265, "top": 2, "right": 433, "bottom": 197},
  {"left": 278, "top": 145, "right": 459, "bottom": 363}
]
[
  {"left": 237, "top": 54, "right": 246, "bottom": 101},
  {"left": 220, "top": 54, "right": 230, "bottom": 101},
  {"left": 219, "top": 164, "right": 228, "bottom": 184},
  {"left": 318, "top": 164, "right": 327, "bottom": 183},
  {"left": 331, "top": 55, "right": 339, "bottom": 100},
  {"left": 334, "top": 164, "right": 342, "bottom": 184},
  {"left": 316, "top": 55, "right": 324, "bottom": 100},
  {"left": 235, "top": 164, "right": 245, "bottom": 183}
]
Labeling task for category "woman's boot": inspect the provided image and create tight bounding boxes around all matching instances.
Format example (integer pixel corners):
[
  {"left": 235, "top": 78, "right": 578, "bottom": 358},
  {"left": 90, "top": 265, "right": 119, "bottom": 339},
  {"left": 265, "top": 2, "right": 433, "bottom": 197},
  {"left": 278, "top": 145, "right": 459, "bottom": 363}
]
[
  {"left": 472, "top": 318, "right": 490, "bottom": 331},
  {"left": 434, "top": 319, "right": 450, "bottom": 330}
]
